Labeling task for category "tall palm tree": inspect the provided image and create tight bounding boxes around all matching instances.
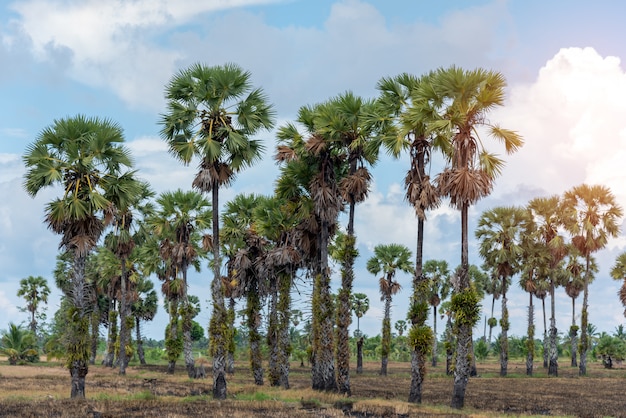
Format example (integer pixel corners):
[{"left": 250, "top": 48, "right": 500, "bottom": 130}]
[
  {"left": 480, "top": 271, "right": 503, "bottom": 346},
  {"left": 351, "top": 292, "right": 369, "bottom": 374},
  {"left": 528, "top": 195, "right": 567, "bottom": 376},
  {"left": 17, "top": 276, "right": 51, "bottom": 337},
  {"left": 254, "top": 195, "right": 302, "bottom": 389},
  {"left": 476, "top": 206, "right": 530, "bottom": 377},
  {"left": 131, "top": 276, "right": 158, "bottom": 365},
  {"left": 423, "top": 260, "right": 451, "bottom": 367},
  {"left": 316, "top": 91, "right": 378, "bottom": 396},
  {"left": 23, "top": 115, "right": 133, "bottom": 398},
  {"left": 104, "top": 175, "right": 151, "bottom": 375},
  {"left": 367, "top": 243, "right": 413, "bottom": 376},
  {"left": 160, "top": 62, "right": 275, "bottom": 399},
  {"left": 562, "top": 184, "right": 623, "bottom": 375},
  {"left": 564, "top": 246, "right": 596, "bottom": 367},
  {"left": 222, "top": 193, "right": 268, "bottom": 385},
  {"left": 377, "top": 72, "right": 441, "bottom": 403},
  {"left": 421, "top": 67, "right": 522, "bottom": 408},
  {"left": 275, "top": 103, "right": 343, "bottom": 392},
  {"left": 148, "top": 189, "right": 211, "bottom": 377}
]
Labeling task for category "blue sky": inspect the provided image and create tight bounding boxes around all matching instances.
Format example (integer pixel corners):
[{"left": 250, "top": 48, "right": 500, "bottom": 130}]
[{"left": 2, "top": 0, "right": 626, "bottom": 343}]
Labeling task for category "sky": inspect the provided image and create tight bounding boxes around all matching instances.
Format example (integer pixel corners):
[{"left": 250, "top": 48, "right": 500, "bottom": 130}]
[{"left": 2, "top": 0, "right": 626, "bottom": 344}]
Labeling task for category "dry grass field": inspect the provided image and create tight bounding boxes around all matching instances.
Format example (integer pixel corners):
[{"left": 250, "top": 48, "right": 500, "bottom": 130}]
[{"left": 0, "top": 358, "right": 624, "bottom": 417}]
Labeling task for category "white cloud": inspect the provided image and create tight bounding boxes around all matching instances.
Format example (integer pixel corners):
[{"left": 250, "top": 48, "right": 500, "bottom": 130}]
[{"left": 494, "top": 47, "right": 626, "bottom": 211}]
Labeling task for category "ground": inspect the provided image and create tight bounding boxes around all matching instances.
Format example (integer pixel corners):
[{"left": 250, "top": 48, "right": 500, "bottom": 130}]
[{"left": 0, "top": 358, "right": 623, "bottom": 417}]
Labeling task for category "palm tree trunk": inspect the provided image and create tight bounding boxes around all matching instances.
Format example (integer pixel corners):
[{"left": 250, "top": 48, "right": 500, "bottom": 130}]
[
  {"left": 68, "top": 251, "right": 90, "bottom": 399},
  {"left": 548, "top": 281, "right": 558, "bottom": 376},
  {"left": 277, "top": 272, "right": 292, "bottom": 389},
  {"left": 248, "top": 282, "right": 264, "bottom": 385},
  {"left": 227, "top": 297, "right": 236, "bottom": 375},
  {"left": 268, "top": 279, "right": 280, "bottom": 386},
  {"left": 432, "top": 305, "right": 438, "bottom": 367},
  {"left": 542, "top": 297, "right": 548, "bottom": 368},
  {"left": 210, "top": 182, "right": 227, "bottom": 399},
  {"left": 500, "top": 279, "right": 508, "bottom": 377},
  {"left": 119, "top": 258, "right": 128, "bottom": 375},
  {"left": 526, "top": 293, "right": 534, "bottom": 376},
  {"left": 312, "top": 219, "right": 336, "bottom": 391},
  {"left": 451, "top": 203, "right": 471, "bottom": 409},
  {"left": 570, "top": 297, "right": 578, "bottom": 367},
  {"left": 356, "top": 337, "right": 364, "bottom": 374},
  {"left": 167, "top": 298, "right": 179, "bottom": 375},
  {"left": 579, "top": 256, "right": 591, "bottom": 376},
  {"left": 381, "top": 292, "right": 391, "bottom": 376},
  {"left": 136, "top": 317, "right": 146, "bottom": 365},
  {"left": 409, "top": 206, "right": 428, "bottom": 403},
  {"left": 182, "top": 268, "right": 195, "bottom": 378},
  {"left": 336, "top": 201, "right": 355, "bottom": 395}
]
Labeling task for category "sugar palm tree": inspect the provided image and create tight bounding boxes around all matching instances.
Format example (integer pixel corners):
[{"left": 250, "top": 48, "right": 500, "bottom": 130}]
[
  {"left": 564, "top": 246, "right": 596, "bottom": 367},
  {"left": 377, "top": 72, "right": 441, "bottom": 403},
  {"left": 23, "top": 115, "right": 133, "bottom": 398},
  {"left": 527, "top": 195, "right": 568, "bottom": 376},
  {"left": 148, "top": 189, "right": 211, "bottom": 377},
  {"left": 367, "top": 243, "right": 413, "bottom": 376},
  {"left": 17, "top": 276, "right": 51, "bottom": 337},
  {"left": 351, "top": 292, "right": 369, "bottom": 374},
  {"left": 103, "top": 175, "right": 151, "bottom": 375},
  {"left": 316, "top": 91, "right": 379, "bottom": 396},
  {"left": 254, "top": 195, "right": 302, "bottom": 389},
  {"left": 476, "top": 206, "right": 530, "bottom": 377},
  {"left": 423, "top": 259, "right": 451, "bottom": 367},
  {"left": 222, "top": 193, "right": 268, "bottom": 385},
  {"left": 421, "top": 67, "right": 522, "bottom": 408},
  {"left": 562, "top": 184, "right": 623, "bottom": 375},
  {"left": 160, "top": 62, "right": 275, "bottom": 399},
  {"left": 275, "top": 103, "right": 343, "bottom": 392},
  {"left": 131, "top": 276, "right": 158, "bottom": 365}
]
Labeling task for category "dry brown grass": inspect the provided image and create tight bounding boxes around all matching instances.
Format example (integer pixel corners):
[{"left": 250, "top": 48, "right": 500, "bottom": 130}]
[{"left": 0, "top": 358, "right": 623, "bottom": 417}]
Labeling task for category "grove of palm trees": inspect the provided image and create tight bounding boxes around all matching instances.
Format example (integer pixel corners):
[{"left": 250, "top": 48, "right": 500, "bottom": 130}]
[{"left": 8, "top": 60, "right": 626, "bottom": 417}]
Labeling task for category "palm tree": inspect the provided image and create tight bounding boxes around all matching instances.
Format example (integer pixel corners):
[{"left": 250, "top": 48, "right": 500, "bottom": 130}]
[
  {"left": 17, "top": 276, "right": 51, "bottom": 337},
  {"left": 420, "top": 67, "right": 522, "bottom": 408},
  {"left": 104, "top": 175, "right": 151, "bottom": 375},
  {"left": 395, "top": 320, "right": 408, "bottom": 336},
  {"left": 367, "top": 243, "right": 413, "bottom": 376},
  {"left": 562, "top": 184, "right": 623, "bottom": 375},
  {"left": 423, "top": 260, "right": 451, "bottom": 367},
  {"left": 564, "top": 246, "right": 596, "bottom": 367},
  {"left": 23, "top": 115, "right": 133, "bottom": 398},
  {"left": 254, "top": 195, "right": 302, "bottom": 389},
  {"left": 160, "top": 62, "right": 275, "bottom": 399},
  {"left": 528, "top": 195, "right": 568, "bottom": 376},
  {"left": 148, "top": 189, "right": 211, "bottom": 377},
  {"left": 275, "top": 103, "right": 343, "bottom": 392},
  {"left": 351, "top": 292, "right": 369, "bottom": 374},
  {"left": 315, "top": 92, "right": 378, "bottom": 396},
  {"left": 480, "top": 271, "right": 503, "bottom": 347},
  {"left": 0, "top": 323, "right": 38, "bottom": 365},
  {"left": 377, "top": 72, "right": 441, "bottom": 403},
  {"left": 131, "top": 276, "right": 158, "bottom": 365},
  {"left": 222, "top": 193, "right": 268, "bottom": 385},
  {"left": 610, "top": 252, "right": 626, "bottom": 318},
  {"left": 476, "top": 206, "right": 530, "bottom": 377}
]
